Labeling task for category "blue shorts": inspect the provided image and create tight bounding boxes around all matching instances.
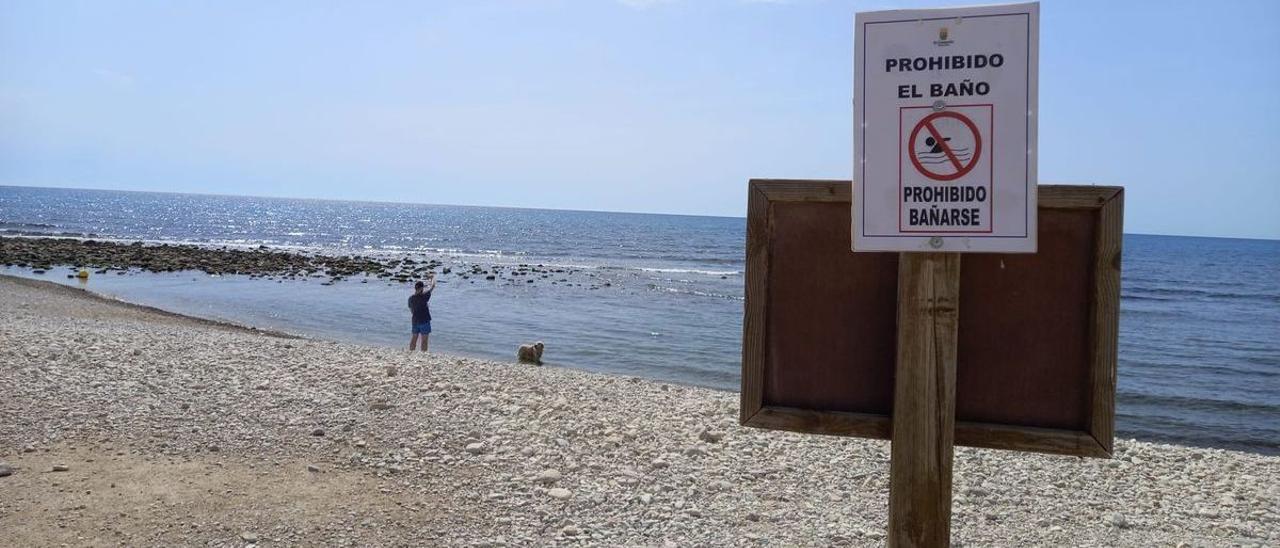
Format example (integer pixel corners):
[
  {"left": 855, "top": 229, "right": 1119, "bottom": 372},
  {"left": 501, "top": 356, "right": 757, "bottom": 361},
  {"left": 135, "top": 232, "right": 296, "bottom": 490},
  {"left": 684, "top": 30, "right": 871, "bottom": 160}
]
[{"left": 412, "top": 321, "right": 432, "bottom": 335}]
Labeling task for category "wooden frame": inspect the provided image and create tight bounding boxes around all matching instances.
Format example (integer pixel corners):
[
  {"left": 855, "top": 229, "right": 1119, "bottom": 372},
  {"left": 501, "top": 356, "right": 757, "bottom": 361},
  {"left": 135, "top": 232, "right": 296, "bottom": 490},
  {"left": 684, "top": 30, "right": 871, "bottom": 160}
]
[{"left": 740, "top": 179, "right": 1123, "bottom": 458}]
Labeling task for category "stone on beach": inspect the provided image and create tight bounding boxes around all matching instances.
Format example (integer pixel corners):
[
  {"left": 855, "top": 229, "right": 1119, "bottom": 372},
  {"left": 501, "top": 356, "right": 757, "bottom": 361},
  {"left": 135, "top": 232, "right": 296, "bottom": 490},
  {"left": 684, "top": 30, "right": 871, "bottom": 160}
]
[
  {"left": 534, "top": 469, "right": 562, "bottom": 485},
  {"left": 1104, "top": 512, "right": 1130, "bottom": 529}
]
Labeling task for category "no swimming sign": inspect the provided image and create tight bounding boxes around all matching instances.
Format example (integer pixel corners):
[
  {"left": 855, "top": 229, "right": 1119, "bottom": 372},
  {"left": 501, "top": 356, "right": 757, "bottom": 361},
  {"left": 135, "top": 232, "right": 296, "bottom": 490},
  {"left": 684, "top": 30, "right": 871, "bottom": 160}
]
[{"left": 853, "top": 2, "right": 1039, "bottom": 253}]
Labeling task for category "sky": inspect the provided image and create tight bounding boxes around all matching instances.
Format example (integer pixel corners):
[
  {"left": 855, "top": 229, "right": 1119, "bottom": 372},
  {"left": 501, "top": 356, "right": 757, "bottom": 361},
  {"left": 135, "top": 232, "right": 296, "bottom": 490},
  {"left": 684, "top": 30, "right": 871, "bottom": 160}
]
[{"left": 1, "top": 0, "right": 1277, "bottom": 239}]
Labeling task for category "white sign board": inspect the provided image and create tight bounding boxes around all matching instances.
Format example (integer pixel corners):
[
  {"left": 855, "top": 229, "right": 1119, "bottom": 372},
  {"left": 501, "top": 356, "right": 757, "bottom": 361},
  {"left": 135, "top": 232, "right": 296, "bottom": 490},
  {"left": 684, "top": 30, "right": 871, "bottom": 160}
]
[{"left": 853, "top": 2, "right": 1039, "bottom": 253}]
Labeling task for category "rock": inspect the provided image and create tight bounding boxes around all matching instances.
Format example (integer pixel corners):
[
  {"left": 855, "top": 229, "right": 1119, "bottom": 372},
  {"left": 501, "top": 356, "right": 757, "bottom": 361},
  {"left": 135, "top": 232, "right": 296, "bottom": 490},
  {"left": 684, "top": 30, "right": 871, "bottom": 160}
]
[
  {"left": 1104, "top": 512, "right": 1129, "bottom": 529},
  {"left": 369, "top": 400, "right": 394, "bottom": 411},
  {"left": 561, "top": 525, "right": 582, "bottom": 536},
  {"left": 311, "top": 428, "right": 326, "bottom": 437},
  {"left": 465, "top": 443, "right": 485, "bottom": 455},
  {"left": 0, "top": 464, "right": 13, "bottom": 478},
  {"left": 746, "top": 512, "right": 762, "bottom": 522},
  {"left": 698, "top": 429, "right": 724, "bottom": 443},
  {"left": 307, "top": 464, "right": 322, "bottom": 473},
  {"left": 51, "top": 464, "right": 70, "bottom": 472},
  {"left": 385, "top": 366, "right": 398, "bottom": 377},
  {"left": 651, "top": 458, "right": 669, "bottom": 469},
  {"left": 547, "top": 488, "right": 572, "bottom": 500},
  {"left": 534, "top": 469, "right": 562, "bottom": 485},
  {"left": 241, "top": 531, "right": 259, "bottom": 542},
  {"left": 639, "top": 494, "right": 653, "bottom": 504}
]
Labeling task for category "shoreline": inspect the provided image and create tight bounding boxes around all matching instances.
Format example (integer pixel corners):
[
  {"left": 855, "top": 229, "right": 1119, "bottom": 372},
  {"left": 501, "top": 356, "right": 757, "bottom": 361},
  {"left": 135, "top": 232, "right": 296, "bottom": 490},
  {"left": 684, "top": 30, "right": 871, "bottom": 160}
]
[
  {"left": 1, "top": 273, "right": 1278, "bottom": 546},
  {"left": 0, "top": 273, "right": 304, "bottom": 340}
]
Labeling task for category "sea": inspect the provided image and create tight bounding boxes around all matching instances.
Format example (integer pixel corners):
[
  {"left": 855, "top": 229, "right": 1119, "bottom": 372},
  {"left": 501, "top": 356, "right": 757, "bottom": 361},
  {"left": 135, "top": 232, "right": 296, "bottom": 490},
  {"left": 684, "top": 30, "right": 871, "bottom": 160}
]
[{"left": 2, "top": 185, "right": 1278, "bottom": 455}]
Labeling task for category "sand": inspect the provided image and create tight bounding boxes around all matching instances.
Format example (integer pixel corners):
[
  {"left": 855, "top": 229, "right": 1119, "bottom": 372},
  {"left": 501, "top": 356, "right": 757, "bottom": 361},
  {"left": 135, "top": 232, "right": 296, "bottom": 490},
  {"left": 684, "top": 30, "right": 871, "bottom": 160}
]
[{"left": 0, "top": 274, "right": 1276, "bottom": 547}]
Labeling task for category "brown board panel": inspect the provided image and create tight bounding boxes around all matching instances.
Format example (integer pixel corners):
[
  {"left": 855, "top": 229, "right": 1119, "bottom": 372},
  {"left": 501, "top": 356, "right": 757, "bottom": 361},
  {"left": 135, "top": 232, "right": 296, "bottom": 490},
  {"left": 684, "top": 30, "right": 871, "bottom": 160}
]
[
  {"left": 764, "top": 200, "right": 898, "bottom": 414},
  {"left": 957, "top": 208, "right": 1096, "bottom": 432},
  {"left": 741, "top": 179, "right": 1122, "bottom": 457}
]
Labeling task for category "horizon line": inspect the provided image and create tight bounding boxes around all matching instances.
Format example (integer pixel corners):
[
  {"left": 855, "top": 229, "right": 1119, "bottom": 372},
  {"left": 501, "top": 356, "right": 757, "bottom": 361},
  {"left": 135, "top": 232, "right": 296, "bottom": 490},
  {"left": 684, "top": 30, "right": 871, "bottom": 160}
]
[
  {"left": 0, "top": 182, "right": 746, "bottom": 221},
  {"left": 3, "top": 182, "right": 1278, "bottom": 243}
]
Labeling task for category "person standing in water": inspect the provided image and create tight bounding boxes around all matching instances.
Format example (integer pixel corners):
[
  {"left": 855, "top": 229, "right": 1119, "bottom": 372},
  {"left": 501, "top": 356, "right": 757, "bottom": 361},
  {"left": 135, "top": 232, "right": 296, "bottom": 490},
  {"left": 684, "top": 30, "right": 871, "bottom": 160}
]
[{"left": 408, "top": 274, "right": 436, "bottom": 352}]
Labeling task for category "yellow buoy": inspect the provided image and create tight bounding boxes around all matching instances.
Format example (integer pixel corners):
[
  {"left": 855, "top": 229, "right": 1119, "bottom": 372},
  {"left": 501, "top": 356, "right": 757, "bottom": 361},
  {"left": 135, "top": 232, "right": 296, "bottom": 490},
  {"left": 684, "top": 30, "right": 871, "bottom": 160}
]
[{"left": 76, "top": 270, "right": 89, "bottom": 279}]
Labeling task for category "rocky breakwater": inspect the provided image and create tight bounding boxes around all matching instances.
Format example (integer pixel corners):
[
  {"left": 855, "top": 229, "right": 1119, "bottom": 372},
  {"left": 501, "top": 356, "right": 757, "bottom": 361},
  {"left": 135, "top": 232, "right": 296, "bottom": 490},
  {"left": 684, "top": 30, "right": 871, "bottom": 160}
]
[
  {"left": 0, "top": 236, "right": 613, "bottom": 288},
  {"left": 0, "top": 236, "right": 392, "bottom": 280}
]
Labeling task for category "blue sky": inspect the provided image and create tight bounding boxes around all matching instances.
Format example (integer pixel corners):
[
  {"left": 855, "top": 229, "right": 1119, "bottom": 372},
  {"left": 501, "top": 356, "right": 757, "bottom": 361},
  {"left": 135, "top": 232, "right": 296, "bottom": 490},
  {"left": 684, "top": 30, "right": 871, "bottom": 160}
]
[{"left": 1, "top": 0, "right": 1277, "bottom": 239}]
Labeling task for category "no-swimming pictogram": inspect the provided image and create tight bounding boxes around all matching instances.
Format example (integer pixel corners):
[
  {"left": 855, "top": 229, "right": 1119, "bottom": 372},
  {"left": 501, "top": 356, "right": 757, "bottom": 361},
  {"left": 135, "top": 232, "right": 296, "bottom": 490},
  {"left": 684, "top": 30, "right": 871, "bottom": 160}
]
[{"left": 908, "top": 111, "right": 982, "bottom": 181}]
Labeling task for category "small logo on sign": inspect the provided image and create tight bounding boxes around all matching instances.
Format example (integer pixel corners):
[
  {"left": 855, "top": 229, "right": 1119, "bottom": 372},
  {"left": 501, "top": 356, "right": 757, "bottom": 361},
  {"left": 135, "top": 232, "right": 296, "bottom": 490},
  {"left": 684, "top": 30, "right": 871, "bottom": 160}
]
[{"left": 934, "top": 26, "right": 953, "bottom": 47}]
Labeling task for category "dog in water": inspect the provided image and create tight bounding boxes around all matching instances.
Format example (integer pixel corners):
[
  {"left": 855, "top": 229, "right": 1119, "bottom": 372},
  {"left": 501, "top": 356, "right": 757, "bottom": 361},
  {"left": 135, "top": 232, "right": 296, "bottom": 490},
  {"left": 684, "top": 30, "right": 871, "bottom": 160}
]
[{"left": 517, "top": 342, "right": 545, "bottom": 365}]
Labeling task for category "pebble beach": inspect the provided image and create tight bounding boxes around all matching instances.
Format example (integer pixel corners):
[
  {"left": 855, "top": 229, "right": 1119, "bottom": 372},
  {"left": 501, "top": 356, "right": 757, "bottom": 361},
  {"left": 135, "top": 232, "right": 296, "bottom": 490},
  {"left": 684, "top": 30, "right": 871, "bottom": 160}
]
[{"left": 1, "top": 274, "right": 1277, "bottom": 547}]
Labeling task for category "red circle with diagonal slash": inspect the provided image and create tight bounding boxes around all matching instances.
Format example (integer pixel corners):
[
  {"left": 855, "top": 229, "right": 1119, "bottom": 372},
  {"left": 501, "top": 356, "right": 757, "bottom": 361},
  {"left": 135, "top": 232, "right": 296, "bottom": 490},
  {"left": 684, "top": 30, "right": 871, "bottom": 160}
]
[{"left": 908, "top": 111, "right": 982, "bottom": 181}]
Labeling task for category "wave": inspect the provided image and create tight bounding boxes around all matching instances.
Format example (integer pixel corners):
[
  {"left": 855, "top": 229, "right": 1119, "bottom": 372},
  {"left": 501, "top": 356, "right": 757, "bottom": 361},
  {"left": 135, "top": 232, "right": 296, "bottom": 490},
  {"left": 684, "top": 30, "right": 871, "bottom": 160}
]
[
  {"left": 1119, "top": 390, "right": 1280, "bottom": 415},
  {"left": 916, "top": 154, "right": 972, "bottom": 160},
  {"left": 916, "top": 151, "right": 971, "bottom": 158},
  {"left": 1125, "top": 284, "right": 1280, "bottom": 303},
  {"left": 0, "top": 221, "right": 60, "bottom": 229},
  {"left": 656, "top": 286, "right": 744, "bottom": 301},
  {"left": 639, "top": 267, "right": 741, "bottom": 276},
  {"left": 0, "top": 229, "right": 97, "bottom": 238},
  {"left": 1113, "top": 419, "right": 1280, "bottom": 454},
  {"left": 918, "top": 158, "right": 973, "bottom": 165}
]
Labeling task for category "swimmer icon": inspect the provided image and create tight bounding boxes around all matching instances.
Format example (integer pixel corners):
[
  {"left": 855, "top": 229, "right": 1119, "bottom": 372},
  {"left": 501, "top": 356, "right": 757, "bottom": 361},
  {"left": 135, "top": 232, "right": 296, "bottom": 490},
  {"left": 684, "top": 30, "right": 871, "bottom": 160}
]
[{"left": 908, "top": 111, "right": 982, "bottom": 181}]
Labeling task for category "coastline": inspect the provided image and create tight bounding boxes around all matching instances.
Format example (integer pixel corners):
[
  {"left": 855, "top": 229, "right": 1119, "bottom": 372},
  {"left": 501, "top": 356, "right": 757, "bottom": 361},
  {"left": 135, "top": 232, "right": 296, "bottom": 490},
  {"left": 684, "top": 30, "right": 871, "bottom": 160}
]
[
  {"left": 0, "top": 274, "right": 304, "bottom": 340},
  {"left": 0, "top": 275, "right": 1277, "bottom": 546}
]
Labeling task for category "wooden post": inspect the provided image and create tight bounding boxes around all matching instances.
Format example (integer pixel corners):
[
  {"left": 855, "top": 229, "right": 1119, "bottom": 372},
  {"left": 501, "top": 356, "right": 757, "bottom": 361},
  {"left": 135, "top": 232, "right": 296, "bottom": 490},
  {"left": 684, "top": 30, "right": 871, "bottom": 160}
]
[{"left": 888, "top": 252, "right": 961, "bottom": 547}]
